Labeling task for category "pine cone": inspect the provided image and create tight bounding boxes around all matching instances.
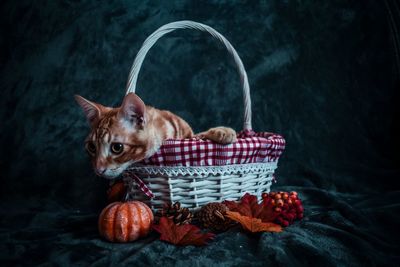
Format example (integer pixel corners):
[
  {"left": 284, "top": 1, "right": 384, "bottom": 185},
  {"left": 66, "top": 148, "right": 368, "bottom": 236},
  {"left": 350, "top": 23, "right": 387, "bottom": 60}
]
[
  {"left": 197, "top": 202, "right": 233, "bottom": 232},
  {"left": 156, "top": 202, "right": 193, "bottom": 225}
]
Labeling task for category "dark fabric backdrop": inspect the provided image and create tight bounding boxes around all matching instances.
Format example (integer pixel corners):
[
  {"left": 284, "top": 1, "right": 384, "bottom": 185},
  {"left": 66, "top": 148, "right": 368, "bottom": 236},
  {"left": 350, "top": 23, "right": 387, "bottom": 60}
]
[{"left": 0, "top": 0, "right": 399, "bottom": 266}]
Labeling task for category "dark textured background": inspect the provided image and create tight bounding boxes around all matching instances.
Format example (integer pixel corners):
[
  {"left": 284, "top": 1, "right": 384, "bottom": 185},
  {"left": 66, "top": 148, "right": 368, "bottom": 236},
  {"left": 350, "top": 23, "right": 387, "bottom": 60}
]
[{"left": 0, "top": 0, "right": 399, "bottom": 266}]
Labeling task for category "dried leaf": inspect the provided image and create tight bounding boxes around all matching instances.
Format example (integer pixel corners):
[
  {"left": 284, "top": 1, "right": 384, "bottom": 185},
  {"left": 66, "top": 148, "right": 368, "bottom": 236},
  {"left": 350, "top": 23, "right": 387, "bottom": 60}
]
[
  {"left": 224, "top": 193, "right": 260, "bottom": 217},
  {"left": 223, "top": 193, "right": 278, "bottom": 223},
  {"left": 226, "top": 211, "right": 282, "bottom": 233},
  {"left": 259, "top": 197, "right": 279, "bottom": 223},
  {"left": 153, "top": 217, "right": 215, "bottom": 246},
  {"left": 107, "top": 181, "right": 126, "bottom": 203}
]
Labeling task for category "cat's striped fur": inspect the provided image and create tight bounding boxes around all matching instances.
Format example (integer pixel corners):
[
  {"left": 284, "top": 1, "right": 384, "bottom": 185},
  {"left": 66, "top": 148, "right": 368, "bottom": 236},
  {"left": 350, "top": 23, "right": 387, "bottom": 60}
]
[{"left": 75, "top": 93, "right": 236, "bottom": 179}]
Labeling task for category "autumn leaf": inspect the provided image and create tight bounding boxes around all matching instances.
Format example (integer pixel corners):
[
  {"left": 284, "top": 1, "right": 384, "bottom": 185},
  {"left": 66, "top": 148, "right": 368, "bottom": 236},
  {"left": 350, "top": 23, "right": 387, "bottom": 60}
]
[
  {"left": 226, "top": 211, "right": 282, "bottom": 233},
  {"left": 223, "top": 193, "right": 278, "bottom": 223},
  {"left": 259, "top": 197, "right": 280, "bottom": 223},
  {"left": 153, "top": 217, "right": 215, "bottom": 246},
  {"left": 107, "top": 181, "right": 126, "bottom": 203},
  {"left": 224, "top": 193, "right": 260, "bottom": 217}
]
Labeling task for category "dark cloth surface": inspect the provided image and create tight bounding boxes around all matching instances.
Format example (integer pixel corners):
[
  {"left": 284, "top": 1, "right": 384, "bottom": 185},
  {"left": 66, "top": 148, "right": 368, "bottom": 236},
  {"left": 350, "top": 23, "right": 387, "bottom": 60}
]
[
  {"left": 1, "top": 188, "right": 399, "bottom": 266},
  {"left": 0, "top": 0, "right": 399, "bottom": 266}
]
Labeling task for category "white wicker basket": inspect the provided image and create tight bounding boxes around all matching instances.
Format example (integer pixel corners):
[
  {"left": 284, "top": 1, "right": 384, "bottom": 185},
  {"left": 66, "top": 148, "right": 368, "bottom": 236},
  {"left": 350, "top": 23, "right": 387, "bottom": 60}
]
[{"left": 122, "top": 21, "right": 284, "bottom": 210}]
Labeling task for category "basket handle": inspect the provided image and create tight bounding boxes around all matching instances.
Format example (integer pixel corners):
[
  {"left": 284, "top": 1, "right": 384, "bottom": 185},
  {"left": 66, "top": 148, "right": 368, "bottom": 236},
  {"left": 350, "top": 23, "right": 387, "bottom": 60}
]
[{"left": 125, "top": 20, "right": 252, "bottom": 130}]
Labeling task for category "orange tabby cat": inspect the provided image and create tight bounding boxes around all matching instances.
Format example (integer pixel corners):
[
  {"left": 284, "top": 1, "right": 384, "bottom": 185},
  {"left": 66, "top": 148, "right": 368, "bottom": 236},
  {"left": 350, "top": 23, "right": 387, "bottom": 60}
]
[{"left": 75, "top": 93, "right": 237, "bottom": 179}]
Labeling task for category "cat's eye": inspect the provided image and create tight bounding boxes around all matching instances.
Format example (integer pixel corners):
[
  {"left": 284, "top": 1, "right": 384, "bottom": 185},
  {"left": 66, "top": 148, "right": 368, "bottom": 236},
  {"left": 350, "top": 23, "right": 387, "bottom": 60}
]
[
  {"left": 86, "top": 141, "right": 96, "bottom": 155},
  {"left": 111, "top": 143, "right": 124, "bottom": 154}
]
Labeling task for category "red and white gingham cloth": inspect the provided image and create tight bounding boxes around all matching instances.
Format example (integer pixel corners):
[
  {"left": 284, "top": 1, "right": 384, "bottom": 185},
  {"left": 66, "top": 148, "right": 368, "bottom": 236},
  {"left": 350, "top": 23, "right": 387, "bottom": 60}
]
[{"left": 140, "top": 130, "right": 285, "bottom": 166}]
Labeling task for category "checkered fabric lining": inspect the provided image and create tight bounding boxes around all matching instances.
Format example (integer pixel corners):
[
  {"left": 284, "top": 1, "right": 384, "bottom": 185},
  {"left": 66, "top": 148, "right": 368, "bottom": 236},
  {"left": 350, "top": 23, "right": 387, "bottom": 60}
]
[
  {"left": 123, "top": 171, "right": 155, "bottom": 199},
  {"left": 140, "top": 130, "right": 285, "bottom": 167}
]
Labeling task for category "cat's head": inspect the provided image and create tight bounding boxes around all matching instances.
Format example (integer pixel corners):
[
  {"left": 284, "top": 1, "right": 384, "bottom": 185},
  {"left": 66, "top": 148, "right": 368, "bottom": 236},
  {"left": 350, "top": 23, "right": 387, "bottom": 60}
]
[{"left": 75, "top": 93, "right": 150, "bottom": 179}]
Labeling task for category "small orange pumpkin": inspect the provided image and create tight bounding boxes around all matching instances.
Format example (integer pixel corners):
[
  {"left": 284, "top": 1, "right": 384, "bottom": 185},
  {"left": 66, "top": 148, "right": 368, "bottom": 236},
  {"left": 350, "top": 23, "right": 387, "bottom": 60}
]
[{"left": 98, "top": 201, "right": 154, "bottom": 242}]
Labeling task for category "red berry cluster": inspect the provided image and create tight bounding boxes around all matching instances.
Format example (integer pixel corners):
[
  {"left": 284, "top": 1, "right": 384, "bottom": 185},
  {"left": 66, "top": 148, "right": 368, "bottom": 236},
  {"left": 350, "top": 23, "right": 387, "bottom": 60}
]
[{"left": 262, "top": 191, "right": 304, "bottom": 227}]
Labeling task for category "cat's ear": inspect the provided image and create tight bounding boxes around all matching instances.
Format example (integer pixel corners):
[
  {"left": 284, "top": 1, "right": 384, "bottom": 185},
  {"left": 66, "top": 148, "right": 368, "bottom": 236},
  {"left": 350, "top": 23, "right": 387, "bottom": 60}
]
[
  {"left": 118, "top": 93, "right": 146, "bottom": 127},
  {"left": 74, "top": 95, "right": 103, "bottom": 126}
]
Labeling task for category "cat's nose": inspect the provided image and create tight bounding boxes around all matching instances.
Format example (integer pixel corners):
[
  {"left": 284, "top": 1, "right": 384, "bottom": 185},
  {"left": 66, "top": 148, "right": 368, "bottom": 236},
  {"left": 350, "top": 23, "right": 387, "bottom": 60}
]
[
  {"left": 95, "top": 159, "right": 108, "bottom": 176},
  {"left": 96, "top": 167, "right": 107, "bottom": 175}
]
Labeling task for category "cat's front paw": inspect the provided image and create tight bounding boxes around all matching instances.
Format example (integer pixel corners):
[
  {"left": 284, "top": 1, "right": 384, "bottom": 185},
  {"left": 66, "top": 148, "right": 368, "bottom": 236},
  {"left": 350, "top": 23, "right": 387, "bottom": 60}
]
[{"left": 202, "top": 127, "right": 237, "bottom": 144}]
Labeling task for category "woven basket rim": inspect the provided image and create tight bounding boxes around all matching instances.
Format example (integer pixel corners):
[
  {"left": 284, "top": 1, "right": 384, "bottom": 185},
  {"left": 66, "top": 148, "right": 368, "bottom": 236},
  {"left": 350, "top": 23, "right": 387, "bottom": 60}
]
[{"left": 126, "top": 161, "right": 278, "bottom": 177}]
